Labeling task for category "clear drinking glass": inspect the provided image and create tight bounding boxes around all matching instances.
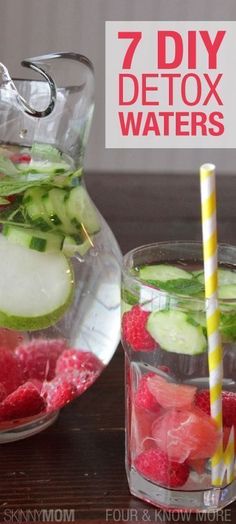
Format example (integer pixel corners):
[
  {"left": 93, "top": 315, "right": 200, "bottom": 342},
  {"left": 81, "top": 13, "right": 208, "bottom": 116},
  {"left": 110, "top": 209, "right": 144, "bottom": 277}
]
[
  {"left": 0, "top": 54, "right": 121, "bottom": 442},
  {"left": 121, "top": 241, "right": 236, "bottom": 512}
]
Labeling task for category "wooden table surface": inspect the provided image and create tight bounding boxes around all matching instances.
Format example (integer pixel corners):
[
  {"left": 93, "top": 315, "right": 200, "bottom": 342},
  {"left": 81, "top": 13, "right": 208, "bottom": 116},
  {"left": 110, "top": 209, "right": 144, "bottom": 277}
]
[{"left": 1, "top": 173, "right": 236, "bottom": 523}]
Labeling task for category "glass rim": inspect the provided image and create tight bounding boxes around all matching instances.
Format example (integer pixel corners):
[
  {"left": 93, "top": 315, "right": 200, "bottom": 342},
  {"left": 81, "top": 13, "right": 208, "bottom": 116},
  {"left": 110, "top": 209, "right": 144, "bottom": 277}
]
[{"left": 122, "top": 240, "right": 236, "bottom": 305}]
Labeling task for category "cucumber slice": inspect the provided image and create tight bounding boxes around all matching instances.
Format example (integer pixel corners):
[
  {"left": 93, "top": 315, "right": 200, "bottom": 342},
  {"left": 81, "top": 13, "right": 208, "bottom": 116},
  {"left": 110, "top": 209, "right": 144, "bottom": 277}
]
[
  {"left": 48, "top": 188, "right": 79, "bottom": 235},
  {"left": 0, "top": 235, "right": 73, "bottom": 330},
  {"left": 218, "top": 269, "right": 236, "bottom": 286},
  {"left": 147, "top": 309, "right": 207, "bottom": 355},
  {"left": 66, "top": 186, "right": 100, "bottom": 234},
  {"left": 218, "top": 285, "right": 236, "bottom": 300},
  {"left": 62, "top": 235, "right": 93, "bottom": 257},
  {"left": 139, "top": 264, "right": 203, "bottom": 296},
  {"left": 41, "top": 192, "right": 62, "bottom": 227},
  {"left": 197, "top": 268, "right": 236, "bottom": 286},
  {"left": 139, "top": 264, "right": 192, "bottom": 282},
  {"left": 23, "top": 188, "right": 51, "bottom": 231},
  {"left": 3, "top": 224, "right": 64, "bottom": 252}
]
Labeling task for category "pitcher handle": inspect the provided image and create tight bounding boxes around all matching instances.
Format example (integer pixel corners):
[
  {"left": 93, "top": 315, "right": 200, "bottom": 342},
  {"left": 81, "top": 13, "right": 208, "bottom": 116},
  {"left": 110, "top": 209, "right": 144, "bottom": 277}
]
[{"left": 0, "top": 59, "right": 56, "bottom": 118}]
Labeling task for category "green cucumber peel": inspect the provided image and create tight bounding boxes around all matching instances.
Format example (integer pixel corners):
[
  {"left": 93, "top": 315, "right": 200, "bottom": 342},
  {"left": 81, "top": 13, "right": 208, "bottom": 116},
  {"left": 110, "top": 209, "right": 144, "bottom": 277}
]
[
  {"left": 186, "top": 312, "right": 207, "bottom": 337},
  {"left": 0, "top": 284, "right": 74, "bottom": 331},
  {"left": 186, "top": 315, "right": 199, "bottom": 327},
  {"left": 0, "top": 301, "right": 70, "bottom": 331}
]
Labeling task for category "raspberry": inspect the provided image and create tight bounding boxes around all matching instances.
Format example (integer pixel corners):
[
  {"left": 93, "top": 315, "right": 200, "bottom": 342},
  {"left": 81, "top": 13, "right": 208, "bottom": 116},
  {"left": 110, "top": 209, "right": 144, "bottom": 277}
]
[
  {"left": 15, "top": 339, "right": 67, "bottom": 382},
  {"left": 222, "top": 391, "right": 236, "bottom": 427},
  {"left": 56, "top": 349, "right": 103, "bottom": 375},
  {"left": 195, "top": 389, "right": 236, "bottom": 427},
  {"left": 10, "top": 153, "right": 31, "bottom": 164},
  {"left": 0, "top": 383, "right": 6, "bottom": 402},
  {"left": 42, "top": 376, "right": 77, "bottom": 411},
  {"left": 55, "top": 349, "right": 103, "bottom": 394},
  {"left": 0, "top": 382, "right": 46, "bottom": 421},
  {"left": 28, "top": 379, "right": 43, "bottom": 393},
  {"left": 134, "top": 373, "right": 162, "bottom": 413},
  {"left": 134, "top": 448, "right": 189, "bottom": 488},
  {"left": 0, "top": 328, "right": 25, "bottom": 351},
  {"left": 194, "top": 390, "right": 210, "bottom": 416},
  {"left": 0, "top": 349, "right": 23, "bottom": 395},
  {"left": 122, "top": 306, "right": 156, "bottom": 351}
]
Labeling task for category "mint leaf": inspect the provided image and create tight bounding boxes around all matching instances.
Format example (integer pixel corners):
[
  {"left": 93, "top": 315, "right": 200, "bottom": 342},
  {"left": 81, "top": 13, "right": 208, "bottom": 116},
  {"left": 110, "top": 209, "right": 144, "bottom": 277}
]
[
  {"left": 121, "top": 288, "right": 139, "bottom": 305},
  {"left": 30, "top": 143, "right": 61, "bottom": 162},
  {"left": 0, "top": 178, "right": 49, "bottom": 196},
  {"left": 145, "top": 278, "right": 204, "bottom": 296},
  {"left": 0, "top": 156, "right": 19, "bottom": 176},
  {"left": 220, "top": 311, "right": 236, "bottom": 341},
  {"left": 0, "top": 169, "right": 81, "bottom": 197}
]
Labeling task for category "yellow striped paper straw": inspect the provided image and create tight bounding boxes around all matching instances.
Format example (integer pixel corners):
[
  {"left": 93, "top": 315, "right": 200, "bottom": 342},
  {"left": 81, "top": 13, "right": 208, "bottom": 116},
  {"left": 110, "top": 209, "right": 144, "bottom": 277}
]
[{"left": 200, "top": 163, "right": 224, "bottom": 486}]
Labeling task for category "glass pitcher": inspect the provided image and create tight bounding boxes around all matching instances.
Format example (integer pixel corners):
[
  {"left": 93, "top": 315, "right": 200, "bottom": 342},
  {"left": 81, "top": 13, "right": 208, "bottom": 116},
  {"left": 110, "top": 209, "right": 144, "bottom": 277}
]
[{"left": 0, "top": 53, "right": 121, "bottom": 442}]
